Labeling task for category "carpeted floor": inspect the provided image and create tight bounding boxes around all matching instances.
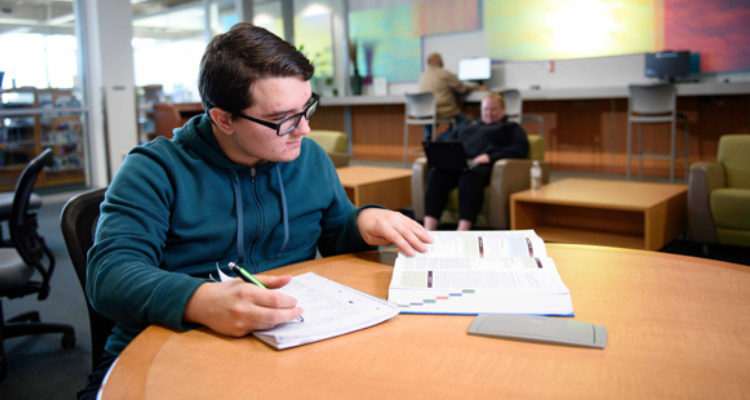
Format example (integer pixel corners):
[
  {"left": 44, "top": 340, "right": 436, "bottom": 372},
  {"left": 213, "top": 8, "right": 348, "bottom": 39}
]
[
  {"left": 0, "top": 194, "right": 91, "bottom": 400},
  {"left": 658, "top": 238, "right": 750, "bottom": 266}
]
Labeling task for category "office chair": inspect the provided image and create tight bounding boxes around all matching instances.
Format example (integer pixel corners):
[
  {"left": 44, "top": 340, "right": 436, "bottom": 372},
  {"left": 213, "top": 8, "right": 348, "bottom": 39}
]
[
  {"left": 403, "top": 92, "right": 456, "bottom": 167},
  {"left": 0, "top": 148, "right": 75, "bottom": 380},
  {"left": 60, "top": 187, "right": 113, "bottom": 372},
  {"left": 626, "top": 83, "right": 689, "bottom": 183},
  {"left": 0, "top": 192, "right": 42, "bottom": 244}
]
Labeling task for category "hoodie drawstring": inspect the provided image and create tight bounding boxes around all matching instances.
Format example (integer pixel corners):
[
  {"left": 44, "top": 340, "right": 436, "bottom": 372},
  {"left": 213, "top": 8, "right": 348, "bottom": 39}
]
[
  {"left": 231, "top": 169, "right": 245, "bottom": 264},
  {"left": 275, "top": 164, "right": 290, "bottom": 257},
  {"left": 230, "top": 165, "right": 290, "bottom": 265}
]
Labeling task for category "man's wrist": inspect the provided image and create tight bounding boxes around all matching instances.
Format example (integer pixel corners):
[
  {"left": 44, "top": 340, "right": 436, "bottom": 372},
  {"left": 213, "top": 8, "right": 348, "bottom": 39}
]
[{"left": 182, "top": 282, "right": 210, "bottom": 326}]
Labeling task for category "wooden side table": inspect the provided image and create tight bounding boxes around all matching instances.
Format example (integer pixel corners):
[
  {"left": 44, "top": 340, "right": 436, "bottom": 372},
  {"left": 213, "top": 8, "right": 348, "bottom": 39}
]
[
  {"left": 336, "top": 166, "right": 412, "bottom": 210},
  {"left": 511, "top": 178, "right": 687, "bottom": 250}
]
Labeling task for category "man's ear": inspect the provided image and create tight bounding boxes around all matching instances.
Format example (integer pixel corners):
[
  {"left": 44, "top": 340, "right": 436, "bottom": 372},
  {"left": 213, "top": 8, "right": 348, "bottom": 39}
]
[{"left": 209, "top": 107, "right": 236, "bottom": 135}]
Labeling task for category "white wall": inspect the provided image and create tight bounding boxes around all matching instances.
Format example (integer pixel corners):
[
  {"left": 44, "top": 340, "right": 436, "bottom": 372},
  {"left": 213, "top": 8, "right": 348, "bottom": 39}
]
[
  {"left": 500, "top": 54, "right": 651, "bottom": 91},
  {"left": 82, "top": 0, "right": 139, "bottom": 187},
  {"left": 423, "top": 30, "right": 486, "bottom": 76}
]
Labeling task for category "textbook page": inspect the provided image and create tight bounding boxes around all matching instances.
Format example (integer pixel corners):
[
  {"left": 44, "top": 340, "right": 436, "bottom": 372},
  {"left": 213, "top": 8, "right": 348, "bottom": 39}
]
[
  {"left": 251, "top": 272, "right": 399, "bottom": 350},
  {"left": 415, "top": 229, "right": 548, "bottom": 259},
  {"left": 388, "top": 230, "right": 574, "bottom": 316}
]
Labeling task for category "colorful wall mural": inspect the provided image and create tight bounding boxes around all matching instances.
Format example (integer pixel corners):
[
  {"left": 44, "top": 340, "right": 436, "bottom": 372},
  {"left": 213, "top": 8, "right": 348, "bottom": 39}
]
[
  {"left": 349, "top": 5, "right": 421, "bottom": 83},
  {"left": 484, "top": 0, "right": 658, "bottom": 62},
  {"left": 412, "top": 0, "right": 479, "bottom": 37},
  {"left": 664, "top": 0, "right": 750, "bottom": 74},
  {"left": 295, "top": 13, "right": 334, "bottom": 78},
  {"left": 344, "top": 0, "right": 749, "bottom": 83}
]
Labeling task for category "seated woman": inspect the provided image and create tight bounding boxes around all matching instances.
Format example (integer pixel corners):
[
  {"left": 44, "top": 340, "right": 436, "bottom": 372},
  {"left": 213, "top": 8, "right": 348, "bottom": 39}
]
[{"left": 423, "top": 92, "right": 529, "bottom": 231}]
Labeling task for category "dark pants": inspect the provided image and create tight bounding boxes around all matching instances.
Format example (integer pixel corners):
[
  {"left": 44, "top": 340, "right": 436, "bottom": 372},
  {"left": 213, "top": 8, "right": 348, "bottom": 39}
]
[
  {"left": 424, "top": 163, "right": 493, "bottom": 225},
  {"left": 78, "top": 351, "right": 118, "bottom": 400}
]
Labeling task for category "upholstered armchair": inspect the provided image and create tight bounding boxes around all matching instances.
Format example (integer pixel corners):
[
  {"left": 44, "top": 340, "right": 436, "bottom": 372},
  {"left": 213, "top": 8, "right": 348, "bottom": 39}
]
[
  {"left": 411, "top": 134, "right": 549, "bottom": 229},
  {"left": 688, "top": 134, "right": 750, "bottom": 248},
  {"left": 307, "top": 130, "right": 351, "bottom": 168}
]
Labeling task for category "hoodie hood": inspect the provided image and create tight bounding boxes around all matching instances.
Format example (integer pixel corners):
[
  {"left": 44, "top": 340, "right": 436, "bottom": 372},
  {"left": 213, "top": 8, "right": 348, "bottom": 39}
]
[
  {"left": 172, "top": 113, "right": 289, "bottom": 262},
  {"left": 173, "top": 114, "right": 274, "bottom": 174}
]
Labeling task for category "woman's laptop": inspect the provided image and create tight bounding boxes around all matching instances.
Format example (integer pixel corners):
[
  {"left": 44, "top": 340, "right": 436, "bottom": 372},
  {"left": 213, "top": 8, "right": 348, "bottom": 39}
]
[{"left": 422, "top": 141, "right": 477, "bottom": 172}]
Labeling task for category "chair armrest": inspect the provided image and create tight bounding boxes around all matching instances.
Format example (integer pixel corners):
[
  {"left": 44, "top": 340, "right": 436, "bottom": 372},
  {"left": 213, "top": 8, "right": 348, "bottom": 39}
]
[
  {"left": 327, "top": 152, "right": 351, "bottom": 168},
  {"left": 411, "top": 157, "right": 429, "bottom": 221},
  {"left": 486, "top": 159, "right": 550, "bottom": 230},
  {"left": 688, "top": 162, "right": 725, "bottom": 244}
]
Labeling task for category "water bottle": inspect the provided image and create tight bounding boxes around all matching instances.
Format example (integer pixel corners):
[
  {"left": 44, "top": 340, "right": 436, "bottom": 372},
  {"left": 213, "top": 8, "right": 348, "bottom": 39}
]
[{"left": 530, "top": 160, "right": 542, "bottom": 192}]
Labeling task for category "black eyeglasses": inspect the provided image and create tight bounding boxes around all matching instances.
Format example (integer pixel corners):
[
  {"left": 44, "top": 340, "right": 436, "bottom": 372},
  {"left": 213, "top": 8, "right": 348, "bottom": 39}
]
[{"left": 232, "top": 93, "right": 319, "bottom": 136}]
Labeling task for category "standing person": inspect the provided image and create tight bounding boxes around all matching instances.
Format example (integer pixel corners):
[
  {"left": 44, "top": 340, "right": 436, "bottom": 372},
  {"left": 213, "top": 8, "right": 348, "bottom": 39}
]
[
  {"left": 423, "top": 92, "right": 529, "bottom": 231},
  {"left": 418, "top": 53, "right": 485, "bottom": 141},
  {"left": 78, "top": 23, "right": 432, "bottom": 400}
]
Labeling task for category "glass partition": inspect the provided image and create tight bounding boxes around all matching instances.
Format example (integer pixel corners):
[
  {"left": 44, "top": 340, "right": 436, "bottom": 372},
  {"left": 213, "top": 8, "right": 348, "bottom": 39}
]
[{"left": 0, "top": 0, "right": 87, "bottom": 191}]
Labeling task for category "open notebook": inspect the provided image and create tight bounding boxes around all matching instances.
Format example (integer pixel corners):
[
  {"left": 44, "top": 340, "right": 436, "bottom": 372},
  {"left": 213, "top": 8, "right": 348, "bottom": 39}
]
[{"left": 218, "top": 268, "right": 399, "bottom": 349}]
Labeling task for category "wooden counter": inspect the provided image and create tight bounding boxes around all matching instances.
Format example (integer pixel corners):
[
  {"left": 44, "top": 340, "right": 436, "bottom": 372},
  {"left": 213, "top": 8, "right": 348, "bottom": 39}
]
[{"left": 315, "top": 82, "right": 750, "bottom": 178}]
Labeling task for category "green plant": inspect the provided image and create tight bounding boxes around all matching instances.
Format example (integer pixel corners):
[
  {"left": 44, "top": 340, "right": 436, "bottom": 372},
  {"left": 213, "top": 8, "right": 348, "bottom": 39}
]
[{"left": 348, "top": 39, "right": 359, "bottom": 76}]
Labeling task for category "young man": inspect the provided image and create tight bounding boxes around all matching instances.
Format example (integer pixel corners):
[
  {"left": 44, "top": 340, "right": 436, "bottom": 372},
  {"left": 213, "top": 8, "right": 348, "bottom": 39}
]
[
  {"left": 423, "top": 92, "right": 529, "bottom": 231},
  {"left": 79, "top": 23, "right": 432, "bottom": 399}
]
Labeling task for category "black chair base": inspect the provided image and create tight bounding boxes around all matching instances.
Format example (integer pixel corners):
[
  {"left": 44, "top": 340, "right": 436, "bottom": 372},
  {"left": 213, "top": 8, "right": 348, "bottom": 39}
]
[
  {"left": 0, "top": 302, "right": 76, "bottom": 381},
  {"left": 0, "top": 148, "right": 76, "bottom": 381}
]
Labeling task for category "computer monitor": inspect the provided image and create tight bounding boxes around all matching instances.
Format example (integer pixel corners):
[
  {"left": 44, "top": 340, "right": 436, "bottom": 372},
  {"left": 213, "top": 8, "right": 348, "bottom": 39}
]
[
  {"left": 645, "top": 51, "right": 691, "bottom": 82},
  {"left": 458, "top": 57, "right": 491, "bottom": 84}
]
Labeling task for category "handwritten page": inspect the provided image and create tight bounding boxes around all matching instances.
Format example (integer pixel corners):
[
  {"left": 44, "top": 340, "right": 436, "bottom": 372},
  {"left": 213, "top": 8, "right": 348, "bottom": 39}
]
[
  {"left": 251, "top": 273, "right": 399, "bottom": 350},
  {"left": 388, "top": 230, "right": 574, "bottom": 316}
]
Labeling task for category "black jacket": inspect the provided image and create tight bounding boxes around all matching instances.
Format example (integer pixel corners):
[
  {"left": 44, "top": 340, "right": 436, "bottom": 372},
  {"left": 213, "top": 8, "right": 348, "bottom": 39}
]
[{"left": 438, "top": 116, "right": 529, "bottom": 163}]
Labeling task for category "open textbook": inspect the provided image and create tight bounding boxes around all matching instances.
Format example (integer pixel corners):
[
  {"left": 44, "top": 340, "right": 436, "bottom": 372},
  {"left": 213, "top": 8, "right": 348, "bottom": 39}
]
[
  {"left": 388, "top": 230, "right": 574, "bottom": 316},
  {"left": 218, "top": 268, "right": 399, "bottom": 350}
]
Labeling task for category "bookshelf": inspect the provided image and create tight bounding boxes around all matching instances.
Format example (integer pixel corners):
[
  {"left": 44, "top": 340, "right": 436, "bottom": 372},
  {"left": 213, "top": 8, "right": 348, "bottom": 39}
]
[{"left": 0, "top": 88, "right": 86, "bottom": 191}]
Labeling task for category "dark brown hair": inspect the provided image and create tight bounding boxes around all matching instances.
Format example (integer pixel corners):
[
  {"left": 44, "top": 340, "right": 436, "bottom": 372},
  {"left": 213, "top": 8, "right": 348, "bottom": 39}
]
[{"left": 198, "top": 23, "right": 314, "bottom": 118}]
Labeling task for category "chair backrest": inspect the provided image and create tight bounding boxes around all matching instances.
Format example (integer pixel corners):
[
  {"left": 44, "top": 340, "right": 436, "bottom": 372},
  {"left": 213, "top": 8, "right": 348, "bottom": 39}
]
[
  {"left": 307, "top": 130, "right": 348, "bottom": 153},
  {"left": 404, "top": 92, "right": 437, "bottom": 119},
  {"left": 9, "top": 148, "right": 56, "bottom": 299},
  {"left": 717, "top": 134, "right": 750, "bottom": 189},
  {"left": 500, "top": 89, "right": 523, "bottom": 124},
  {"left": 527, "top": 134, "right": 545, "bottom": 161},
  {"left": 60, "top": 187, "right": 113, "bottom": 371},
  {"left": 628, "top": 83, "right": 676, "bottom": 115}
]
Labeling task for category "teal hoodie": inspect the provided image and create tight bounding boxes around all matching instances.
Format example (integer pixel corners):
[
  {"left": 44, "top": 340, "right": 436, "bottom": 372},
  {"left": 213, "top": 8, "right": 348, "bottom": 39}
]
[{"left": 87, "top": 114, "right": 376, "bottom": 355}]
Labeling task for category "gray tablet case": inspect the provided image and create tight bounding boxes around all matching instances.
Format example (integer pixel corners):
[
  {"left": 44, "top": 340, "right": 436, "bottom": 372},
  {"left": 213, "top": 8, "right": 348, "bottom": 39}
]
[
  {"left": 468, "top": 314, "right": 607, "bottom": 349},
  {"left": 423, "top": 141, "right": 476, "bottom": 172}
]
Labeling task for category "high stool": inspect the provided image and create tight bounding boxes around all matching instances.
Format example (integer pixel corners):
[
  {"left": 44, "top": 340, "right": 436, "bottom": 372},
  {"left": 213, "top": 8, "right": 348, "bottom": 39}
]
[
  {"left": 497, "top": 88, "right": 544, "bottom": 138},
  {"left": 403, "top": 92, "right": 455, "bottom": 167},
  {"left": 626, "top": 83, "right": 689, "bottom": 183}
]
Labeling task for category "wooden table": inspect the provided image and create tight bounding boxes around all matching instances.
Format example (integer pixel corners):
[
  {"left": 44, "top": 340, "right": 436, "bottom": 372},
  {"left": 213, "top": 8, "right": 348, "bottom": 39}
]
[
  {"left": 336, "top": 165, "right": 412, "bottom": 210},
  {"left": 102, "top": 246, "right": 750, "bottom": 399},
  {"left": 511, "top": 178, "right": 688, "bottom": 250}
]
